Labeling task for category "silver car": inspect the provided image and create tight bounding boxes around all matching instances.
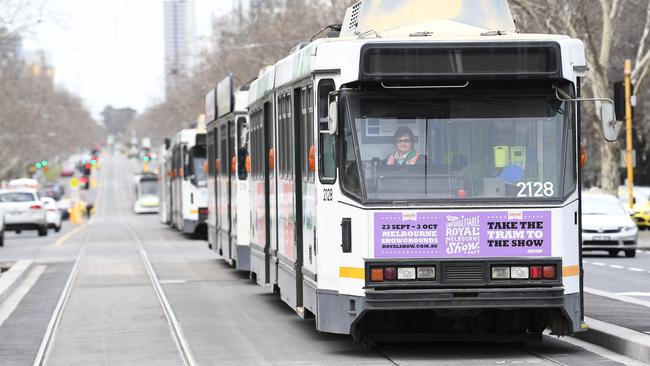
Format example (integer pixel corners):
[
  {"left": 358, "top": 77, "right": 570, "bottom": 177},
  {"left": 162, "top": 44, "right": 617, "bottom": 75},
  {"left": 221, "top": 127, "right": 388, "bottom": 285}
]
[
  {"left": 582, "top": 193, "right": 637, "bottom": 257},
  {"left": 0, "top": 189, "right": 48, "bottom": 237}
]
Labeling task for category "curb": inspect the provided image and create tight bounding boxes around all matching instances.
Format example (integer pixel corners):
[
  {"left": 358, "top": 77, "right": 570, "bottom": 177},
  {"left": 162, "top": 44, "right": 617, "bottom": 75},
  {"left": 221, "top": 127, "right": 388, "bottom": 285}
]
[
  {"left": 0, "top": 260, "right": 34, "bottom": 305},
  {"left": 574, "top": 317, "right": 650, "bottom": 364}
]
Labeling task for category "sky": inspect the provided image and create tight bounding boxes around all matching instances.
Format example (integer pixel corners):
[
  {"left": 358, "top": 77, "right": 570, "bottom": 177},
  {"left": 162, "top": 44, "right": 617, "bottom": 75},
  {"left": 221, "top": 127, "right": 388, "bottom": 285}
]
[{"left": 23, "top": 0, "right": 235, "bottom": 119}]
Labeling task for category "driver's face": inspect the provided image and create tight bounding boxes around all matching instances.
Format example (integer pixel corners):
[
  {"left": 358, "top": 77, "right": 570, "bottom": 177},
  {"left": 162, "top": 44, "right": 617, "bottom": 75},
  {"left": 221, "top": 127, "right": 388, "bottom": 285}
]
[{"left": 394, "top": 136, "right": 413, "bottom": 154}]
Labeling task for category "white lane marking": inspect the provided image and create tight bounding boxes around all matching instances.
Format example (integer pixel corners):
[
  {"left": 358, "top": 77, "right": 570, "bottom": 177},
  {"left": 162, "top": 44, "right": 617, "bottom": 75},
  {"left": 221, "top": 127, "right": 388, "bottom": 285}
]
[
  {"left": 628, "top": 267, "right": 645, "bottom": 272},
  {"left": 0, "top": 265, "right": 46, "bottom": 328},
  {"left": 609, "top": 264, "right": 624, "bottom": 269},
  {"left": 585, "top": 287, "right": 650, "bottom": 308},
  {"left": 33, "top": 230, "right": 91, "bottom": 366},
  {"left": 592, "top": 262, "right": 606, "bottom": 266},
  {"left": 616, "top": 292, "right": 650, "bottom": 297},
  {"left": 159, "top": 279, "right": 188, "bottom": 284}
]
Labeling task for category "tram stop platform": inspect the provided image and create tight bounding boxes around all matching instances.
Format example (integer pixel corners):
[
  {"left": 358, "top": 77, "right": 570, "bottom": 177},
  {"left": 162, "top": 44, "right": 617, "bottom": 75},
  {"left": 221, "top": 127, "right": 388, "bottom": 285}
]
[{"left": 576, "top": 283, "right": 650, "bottom": 363}]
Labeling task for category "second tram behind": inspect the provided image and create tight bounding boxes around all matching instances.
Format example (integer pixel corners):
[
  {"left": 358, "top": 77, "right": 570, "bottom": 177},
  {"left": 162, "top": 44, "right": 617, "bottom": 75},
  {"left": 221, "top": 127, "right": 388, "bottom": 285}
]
[{"left": 169, "top": 128, "right": 209, "bottom": 235}]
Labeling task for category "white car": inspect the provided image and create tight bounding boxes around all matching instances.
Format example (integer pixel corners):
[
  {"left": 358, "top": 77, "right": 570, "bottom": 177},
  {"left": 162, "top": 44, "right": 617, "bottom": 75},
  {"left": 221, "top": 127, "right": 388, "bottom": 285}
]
[
  {"left": 41, "top": 197, "right": 62, "bottom": 232},
  {"left": 582, "top": 193, "right": 638, "bottom": 257},
  {"left": 0, "top": 189, "right": 48, "bottom": 237}
]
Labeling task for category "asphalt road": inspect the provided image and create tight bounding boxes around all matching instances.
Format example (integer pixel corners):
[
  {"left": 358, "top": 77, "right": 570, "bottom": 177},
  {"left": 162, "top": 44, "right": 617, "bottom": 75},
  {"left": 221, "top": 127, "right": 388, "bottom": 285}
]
[{"left": 0, "top": 153, "right": 640, "bottom": 365}]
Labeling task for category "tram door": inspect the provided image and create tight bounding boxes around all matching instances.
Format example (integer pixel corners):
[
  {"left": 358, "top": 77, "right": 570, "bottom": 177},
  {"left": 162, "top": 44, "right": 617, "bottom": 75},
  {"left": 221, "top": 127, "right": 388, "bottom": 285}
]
[
  {"left": 265, "top": 101, "right": 277, "bottom": 285},
  {"left": 292, "top": 87, "right": 305, "bottom": 309},
  {"left": 228, "top": 120, "right": 237, "bottom": 262},
  {"left": 218, "top": 122, "right": 230, "bottom": 260},
  {"left": 206, "top": 126, "right": 215, "bottom": 249}
]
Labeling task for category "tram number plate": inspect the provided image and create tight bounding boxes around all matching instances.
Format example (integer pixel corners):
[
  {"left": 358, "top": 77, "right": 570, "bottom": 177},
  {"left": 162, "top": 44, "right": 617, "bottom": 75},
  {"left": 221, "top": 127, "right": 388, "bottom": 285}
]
[
  {"left": 593, "top": 236, "right": 611, "bottom": 241},
  {"left": 323, "top": 188, "right": 333, "bottom": 202}
]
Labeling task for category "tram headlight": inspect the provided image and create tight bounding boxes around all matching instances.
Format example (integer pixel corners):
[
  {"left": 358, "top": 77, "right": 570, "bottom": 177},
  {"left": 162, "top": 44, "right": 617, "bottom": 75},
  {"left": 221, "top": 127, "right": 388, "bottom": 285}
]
[
  {"left": 397, "top": 267, "right": 416, "bottom": 280},
  {"left": 416, "top": 267, "right": 435, "bottom": 280},
  {"left": 491, "top": 266, "right": 510, "bottom": 280},
  {"left": 510, "top": 267, "right": 529, "bottom": 279}
]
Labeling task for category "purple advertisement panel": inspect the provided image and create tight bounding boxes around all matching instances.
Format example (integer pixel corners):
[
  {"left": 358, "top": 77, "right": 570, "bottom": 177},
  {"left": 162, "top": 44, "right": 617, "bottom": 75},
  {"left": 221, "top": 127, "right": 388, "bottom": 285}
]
[{"left": 374, "top": 211, "right": 551, "bottom": 258}]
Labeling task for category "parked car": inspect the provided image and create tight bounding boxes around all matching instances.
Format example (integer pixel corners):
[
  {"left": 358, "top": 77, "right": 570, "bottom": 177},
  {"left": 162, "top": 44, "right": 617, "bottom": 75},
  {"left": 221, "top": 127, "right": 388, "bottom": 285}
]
[
  {"left": 41, "top": 183, "right": 65, "bottom": 201},
  {"left": 7, "top": 178, "right": 39, "bottom": 190},
  {"left": 0, "top": 209, "right": 4, "bottom": 247},
  {"left": 41, "top": 197, "right": 62, "bottom": 232},
  {"left": 618, "top": 186, "right": 650, "bottom": 229},
  {"left": 0, "top": 189, "right": 47, "bottom": 237},
  {"left": 60, "top": 163, "right": 75, "bottom": 177},
  {"left": 582, "top": 193, "right": 637, "bottom": 257},
  {"left": 57, "top": 198, "right": 72, "bottom": 220}
]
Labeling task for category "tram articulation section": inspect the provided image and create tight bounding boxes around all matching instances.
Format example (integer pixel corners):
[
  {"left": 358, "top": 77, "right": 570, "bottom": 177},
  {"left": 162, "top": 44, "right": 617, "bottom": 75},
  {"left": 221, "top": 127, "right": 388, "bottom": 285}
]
[{"left": 158, "top": 0, "right": 619, "bottom": 341}]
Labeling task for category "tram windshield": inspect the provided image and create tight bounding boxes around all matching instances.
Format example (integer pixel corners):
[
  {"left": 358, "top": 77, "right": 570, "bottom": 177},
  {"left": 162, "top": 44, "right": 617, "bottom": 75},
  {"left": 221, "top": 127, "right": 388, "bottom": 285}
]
[
  {"left": 341, "top": 88, "right": 575, "bottom": 203},
  {"left": 139, "top": 179, "right": 158, "bottom": 196}
]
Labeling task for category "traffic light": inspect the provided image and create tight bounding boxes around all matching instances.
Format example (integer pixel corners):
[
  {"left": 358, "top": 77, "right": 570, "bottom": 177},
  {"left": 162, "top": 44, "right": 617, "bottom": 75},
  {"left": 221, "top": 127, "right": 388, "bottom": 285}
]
[
  {"left": 83, "top": 162, "right": 91, "bottom": 176},
  {"left": 80, "top": 176, "right": 89, "bottom": 190},
  {"left": 143, "top": 152, "right": 151, "bottom": 162},
  {"left": 35, "top": 159, "right": 48, "bottom": 171}
]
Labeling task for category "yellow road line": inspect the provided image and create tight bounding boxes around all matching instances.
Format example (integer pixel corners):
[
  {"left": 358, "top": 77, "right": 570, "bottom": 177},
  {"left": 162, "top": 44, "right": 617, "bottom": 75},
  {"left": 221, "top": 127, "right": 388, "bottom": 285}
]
[
  {"left": 54, "top": 177, "right": 102, "bottom": 247},
  {"left": 54, "top": 225, "right": 86, "bottom": 247},
  {"left": 339, "top": 267, "right": 365, "bottom": 280}
]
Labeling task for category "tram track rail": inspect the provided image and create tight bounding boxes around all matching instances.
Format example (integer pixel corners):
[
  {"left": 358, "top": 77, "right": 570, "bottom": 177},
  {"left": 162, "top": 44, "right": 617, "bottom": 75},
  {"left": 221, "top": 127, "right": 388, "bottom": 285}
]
[
  {"left": 521, "top": 343, "right": 572, "bottom": 366},
  {"left": 116, "top": 156, "right": 198, "bottom": 366},
  {"left": 32, "top": 163, "right": 108, "bottom": 366}
]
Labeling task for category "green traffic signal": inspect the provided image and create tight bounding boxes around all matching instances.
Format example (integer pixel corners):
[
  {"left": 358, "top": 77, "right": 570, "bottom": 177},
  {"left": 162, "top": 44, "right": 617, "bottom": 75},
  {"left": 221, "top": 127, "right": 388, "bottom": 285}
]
[
  {"left": 35, "top": 162, "right": 42, "bottom": 169},
  {"left": 91, "top": 159, "right": 97, "bottom": 166},
  {"left": 143, "top": 156, "right": 151, "bottom": 162},
  {"left": 41, "top": 159, "right": 48, "bottom": 167}
]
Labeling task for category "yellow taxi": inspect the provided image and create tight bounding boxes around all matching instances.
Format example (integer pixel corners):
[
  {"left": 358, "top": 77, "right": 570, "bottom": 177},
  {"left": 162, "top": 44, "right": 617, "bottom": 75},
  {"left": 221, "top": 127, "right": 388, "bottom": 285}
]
[{"left": 618, "top": 187, "right": 650, "bottom": 229}]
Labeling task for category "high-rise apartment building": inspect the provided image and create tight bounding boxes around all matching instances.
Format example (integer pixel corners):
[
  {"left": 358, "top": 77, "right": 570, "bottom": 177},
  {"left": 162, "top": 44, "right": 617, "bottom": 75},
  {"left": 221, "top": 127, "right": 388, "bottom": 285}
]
[{"left": 163, "top": 0, "right": 196, "bottom": 95}]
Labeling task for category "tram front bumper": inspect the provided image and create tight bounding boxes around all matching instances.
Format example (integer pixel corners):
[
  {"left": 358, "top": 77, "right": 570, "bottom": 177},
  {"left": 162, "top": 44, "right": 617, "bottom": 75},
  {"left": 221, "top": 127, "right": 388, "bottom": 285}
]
[{"left": 364, "top": 286, "right": 565, "bottom": 310}]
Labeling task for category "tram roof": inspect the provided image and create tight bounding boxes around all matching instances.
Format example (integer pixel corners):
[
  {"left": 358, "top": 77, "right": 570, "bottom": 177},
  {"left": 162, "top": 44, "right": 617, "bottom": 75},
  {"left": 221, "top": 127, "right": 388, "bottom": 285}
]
[
  {"left": 247, "top": 32, "right": 583, "bottom": 107},
  {"left": 171, "top": 128, "right": 205, "bottom": 145}
]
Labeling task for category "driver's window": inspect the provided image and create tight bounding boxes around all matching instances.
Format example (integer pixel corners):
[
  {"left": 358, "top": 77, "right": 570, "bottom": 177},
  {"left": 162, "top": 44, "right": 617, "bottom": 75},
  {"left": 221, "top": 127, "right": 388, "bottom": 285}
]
[{"left": 341, "top": 101, "right": 361, "bottom": 197}]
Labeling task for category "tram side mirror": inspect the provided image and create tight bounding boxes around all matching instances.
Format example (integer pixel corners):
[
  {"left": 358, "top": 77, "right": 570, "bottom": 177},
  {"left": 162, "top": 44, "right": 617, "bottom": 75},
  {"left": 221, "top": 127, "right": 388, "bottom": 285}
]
[
  {"left": 601, "top": 101, "right": 618, "bottom": 142},
  {"left": 326, "top": 101, "right": 338, "bottom": 135}
]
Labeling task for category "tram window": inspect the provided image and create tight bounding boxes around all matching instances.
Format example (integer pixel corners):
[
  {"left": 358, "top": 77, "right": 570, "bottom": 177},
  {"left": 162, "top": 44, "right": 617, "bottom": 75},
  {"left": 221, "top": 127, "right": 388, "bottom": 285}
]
[
  {"left": 229, "top": 120, "right": 235, "bottom": 177},
  {"left": 318, "top": 79, "right": 336, "bottom": 184},
  {"left": 287, "top": 95, "right": 294, "bottom": 179},
  {"left": 237, "top": 117, "right": 249, "bottom": 181},
  {"left": 307, "top": 84, "right": 314, "bottom": 182},
  {"left": 341, "top": 101, "right": 362, "bottom": 197},
  {"left": 265, "top": 101, "right": 273, "bottom": 179}
]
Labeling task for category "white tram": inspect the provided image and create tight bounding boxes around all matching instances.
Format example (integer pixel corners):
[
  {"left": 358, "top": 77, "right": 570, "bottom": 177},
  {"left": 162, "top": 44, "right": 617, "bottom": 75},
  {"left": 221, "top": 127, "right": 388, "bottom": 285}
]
[
  {"left": 206, "top": 75, "right": 252, "bottom": 270},
  {"left": 169, "top": 128, "right": 209, "bottom": 235},
  {"left": 241, "top": 0, "right": 617, "bottom": 340}
]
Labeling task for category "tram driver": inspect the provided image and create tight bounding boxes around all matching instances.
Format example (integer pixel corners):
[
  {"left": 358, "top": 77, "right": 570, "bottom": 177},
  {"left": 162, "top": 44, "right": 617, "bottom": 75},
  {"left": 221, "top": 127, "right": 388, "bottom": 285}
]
[{"left": 385, "top": 127, "right": 424, "bottom": 166}]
